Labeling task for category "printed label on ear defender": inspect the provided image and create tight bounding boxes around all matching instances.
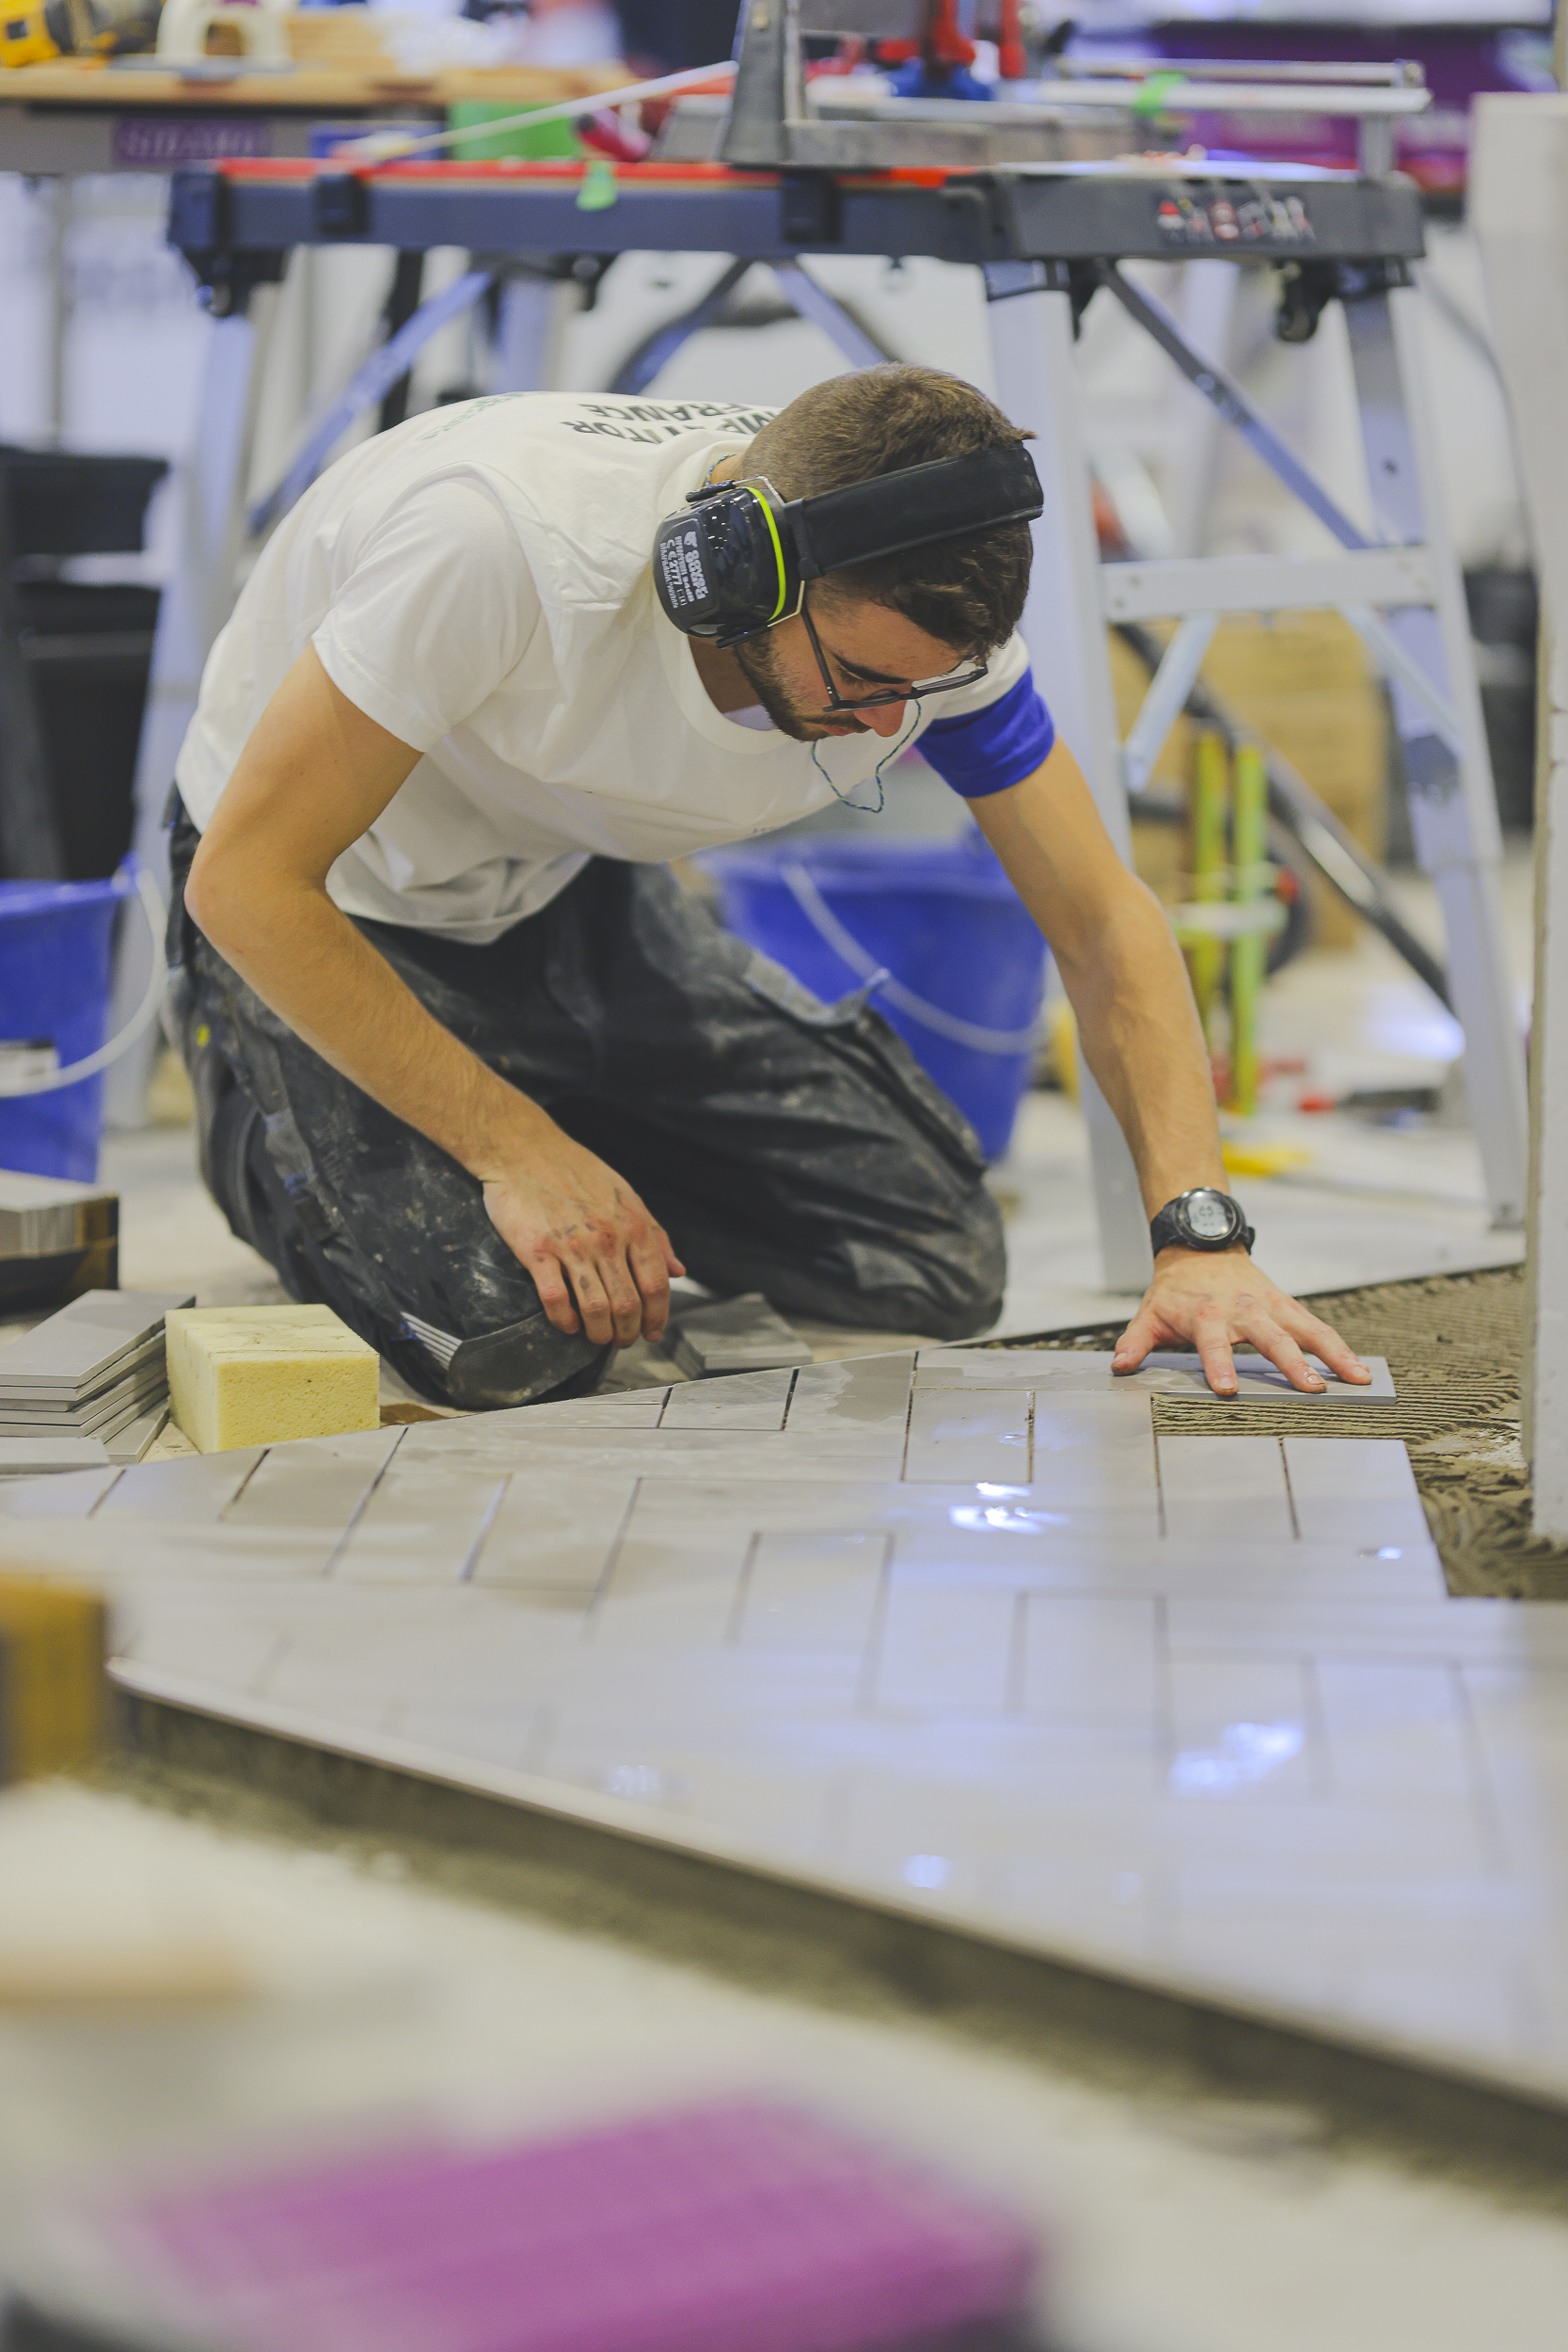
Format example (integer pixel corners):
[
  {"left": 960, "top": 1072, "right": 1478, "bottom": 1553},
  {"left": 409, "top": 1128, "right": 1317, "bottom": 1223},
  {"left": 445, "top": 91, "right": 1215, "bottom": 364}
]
[{"left": 659, "top": 525, "right": 708, "bottom": 610}]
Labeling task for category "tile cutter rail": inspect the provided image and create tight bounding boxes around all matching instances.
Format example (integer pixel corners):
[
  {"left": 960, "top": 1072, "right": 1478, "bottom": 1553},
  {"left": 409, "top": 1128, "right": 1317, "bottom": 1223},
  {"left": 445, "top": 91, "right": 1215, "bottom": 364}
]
[{"left": 154, "top": 136, "right": 1526, "bottom": 1285}]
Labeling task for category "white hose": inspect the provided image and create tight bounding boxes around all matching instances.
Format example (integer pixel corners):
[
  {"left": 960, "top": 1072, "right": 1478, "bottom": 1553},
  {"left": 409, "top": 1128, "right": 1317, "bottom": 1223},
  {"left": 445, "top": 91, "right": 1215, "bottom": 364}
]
[{"left": 1, "top": 861, "right": 168, "bottom": 1097}]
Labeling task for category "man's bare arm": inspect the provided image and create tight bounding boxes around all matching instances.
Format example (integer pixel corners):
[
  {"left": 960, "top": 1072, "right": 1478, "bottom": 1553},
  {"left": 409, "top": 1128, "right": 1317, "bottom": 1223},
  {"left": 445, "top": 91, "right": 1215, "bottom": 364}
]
[
  {"left": 973, "top": 739, "right": 1369, "bottom": 1395},
  {"left": 185, "top": 646, "right": 682, "bottom": 1348}
]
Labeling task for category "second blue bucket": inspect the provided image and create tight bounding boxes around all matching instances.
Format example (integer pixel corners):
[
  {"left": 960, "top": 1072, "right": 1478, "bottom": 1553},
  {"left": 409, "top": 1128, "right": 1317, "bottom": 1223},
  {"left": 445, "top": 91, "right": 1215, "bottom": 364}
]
[
  {"left": 702, "top": 834, "right": 1047, "bottom": 1162},
  {"left": 0, "top": 865, "right": 135, "bottom": 1183}
]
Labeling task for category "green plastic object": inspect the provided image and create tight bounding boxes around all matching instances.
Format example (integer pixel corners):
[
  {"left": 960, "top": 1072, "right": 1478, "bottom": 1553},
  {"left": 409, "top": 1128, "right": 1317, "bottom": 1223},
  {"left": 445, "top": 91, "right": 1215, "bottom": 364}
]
[
  {"left": 1188, "top": 730, "right": 1228, "bottom": 1043},
  {"left": 1132, "top": 71, "right": 1189, "bottom": 119},
  {"left": 446, "top": 102, "right": 582, "bottom": 163},
  {"left": 1228, "top": 743, "right": 1268, "bottom": 1118},
  {"left": 577, "top": 157, "right": 618, "bottom": 210}
]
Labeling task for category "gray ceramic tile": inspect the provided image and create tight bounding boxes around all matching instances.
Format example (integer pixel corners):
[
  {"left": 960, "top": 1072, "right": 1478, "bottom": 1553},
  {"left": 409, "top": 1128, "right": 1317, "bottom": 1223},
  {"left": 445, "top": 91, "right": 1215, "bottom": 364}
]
[
  {"left": 902, "top": 1389, "right": 1032, "bottom": 1485},
  {"left": 0, "top": 1289, "right": 191, "bottom": 1397},
  {"left": 913, "top": 1347, "right": 1395, "bottom": 1400},
  {"left": 1159, "top": 1789, "right": 1493, "bottom": 1879},
  {"left": 874, "top": 1581, "right": 1018, "bottom": 1713},
  {"left": 736, "top": 1530, "right": 887, "bottom": 1651},
  {"left": 330, "top": 1459, "right": 508, "bottom": 1582},
  {"left": 388, "top": 1694, "right": 543, "bottom": 1772},
  {"left": 591, "top": 1501, "right": 752, "bottom": 1648},
  {"left": 1021, "top": 1596, "right": 1162, "bottom": 1725},
  {"left": 1316, "top": 1659, "right": 1479, "bottom": 1811},
  {"left": 0, "top": 1464, "right": 121, "bottom": 1518},
  {"left": 96, "top": 1449, "right": 264, "bottom": 1522},
  {"left": 224, "top": 1428, "right": 402, "bottom": 1530},
  {"left": 913, "top": 1348, "right": 1128, "bottom": 1392},
  {"left": 1166, "top": 1657, "right": 1320, "bottom": 1801},
  {"left": 1157, "top": 1434, "right": 1294, "bottom": 1545},
  {"left": 658, "top": 1369, "right": 794, "bottom": 1430},
  {"left": 1283, "top": 1437, "right": 1432, "bottom": 1548},
  {"left": 785, "top": 1355, "right": 918, "bottom": 1424},
  {"left": 533, "top": 1389, "right": 671, "bottom": 1427},
  {"left": 0, "top": 1436, "right": 111, "bottom": 1476},
  {"left": 103, "top": 1401, "right": 171, "bottom": 1465},
  {"left": 666, "top": 1293, "right": 813, "bottom": 1378},
  {"left": 1128, "top": 1351, "right": 1395, "bottom": 1400},
  {"left": 1168, "top": 1596, "right": 1568, "bottom": 1664},
  {"left": 468, "top": 1473, "right": 638, "bottom": 1592},
  {"left": 116, "top": 1612, "right": 284, "bottom": 1695},
  {"left": 538, "top": 1734, "right": 831, "bottom": 1862}
]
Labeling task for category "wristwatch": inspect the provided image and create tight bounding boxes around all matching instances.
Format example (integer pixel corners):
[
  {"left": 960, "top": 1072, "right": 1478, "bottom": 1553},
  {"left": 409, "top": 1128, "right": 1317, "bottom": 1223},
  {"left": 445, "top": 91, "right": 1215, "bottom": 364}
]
[{"left": 1149, "top": 1187, "right": 1254, "bottom": 1257}]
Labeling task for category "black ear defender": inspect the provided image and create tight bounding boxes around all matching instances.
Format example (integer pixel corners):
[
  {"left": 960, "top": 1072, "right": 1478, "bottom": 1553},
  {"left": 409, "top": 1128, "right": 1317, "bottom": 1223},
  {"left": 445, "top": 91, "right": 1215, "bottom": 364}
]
[{"left": 652, "top": 442, "right": 1044, "bottom": 649}]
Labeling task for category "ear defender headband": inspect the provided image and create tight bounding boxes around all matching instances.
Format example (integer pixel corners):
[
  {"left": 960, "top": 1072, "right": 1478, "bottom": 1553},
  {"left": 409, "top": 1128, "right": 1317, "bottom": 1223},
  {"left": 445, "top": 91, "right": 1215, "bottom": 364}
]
[{"left": 652, "top": 442, "right": 1044, "bottom": 650}]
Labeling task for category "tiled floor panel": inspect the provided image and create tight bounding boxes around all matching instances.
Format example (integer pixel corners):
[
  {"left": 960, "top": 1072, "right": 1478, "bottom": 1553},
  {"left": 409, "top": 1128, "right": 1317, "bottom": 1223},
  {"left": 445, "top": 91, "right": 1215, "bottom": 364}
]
[{"left": 3, "top": 1346, "right": 1566, "bottom": 2108}]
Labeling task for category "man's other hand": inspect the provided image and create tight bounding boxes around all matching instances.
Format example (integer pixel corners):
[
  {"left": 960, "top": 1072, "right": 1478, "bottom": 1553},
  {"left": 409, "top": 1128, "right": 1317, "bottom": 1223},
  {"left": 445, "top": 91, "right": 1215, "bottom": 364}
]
[
  {"left": 482, "top": 1130, "right": 685, "bottom": 1349},
  {"left": 1113, "top": 1249, "right": 1371, "bottom": 1397}
]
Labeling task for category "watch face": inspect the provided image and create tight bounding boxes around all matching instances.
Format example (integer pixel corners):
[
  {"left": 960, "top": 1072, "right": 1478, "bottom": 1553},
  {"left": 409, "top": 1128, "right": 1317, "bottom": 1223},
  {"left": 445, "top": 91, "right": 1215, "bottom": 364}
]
[{"left": 1184, "top": 1191, "right": 1234, "bottom": 1242}]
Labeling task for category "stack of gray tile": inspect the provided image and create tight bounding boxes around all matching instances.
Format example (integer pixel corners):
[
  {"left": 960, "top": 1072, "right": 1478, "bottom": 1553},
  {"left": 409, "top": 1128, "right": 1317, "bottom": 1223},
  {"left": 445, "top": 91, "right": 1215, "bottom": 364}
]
[{"left": 0, "top": 1290, "right": 194, "bottom": 1474}]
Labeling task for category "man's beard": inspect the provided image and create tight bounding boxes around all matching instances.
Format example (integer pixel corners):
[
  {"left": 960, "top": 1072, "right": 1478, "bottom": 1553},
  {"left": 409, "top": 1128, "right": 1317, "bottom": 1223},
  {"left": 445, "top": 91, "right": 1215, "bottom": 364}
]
[{"left": 732, "top": 632, "right": 869, "bottom": 744}]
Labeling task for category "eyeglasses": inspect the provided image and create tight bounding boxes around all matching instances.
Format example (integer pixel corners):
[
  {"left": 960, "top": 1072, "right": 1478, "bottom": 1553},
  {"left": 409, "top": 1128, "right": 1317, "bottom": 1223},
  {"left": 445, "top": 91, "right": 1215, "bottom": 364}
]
[{"left": 799, "top": 595, "right": 988, "bottom": 715}]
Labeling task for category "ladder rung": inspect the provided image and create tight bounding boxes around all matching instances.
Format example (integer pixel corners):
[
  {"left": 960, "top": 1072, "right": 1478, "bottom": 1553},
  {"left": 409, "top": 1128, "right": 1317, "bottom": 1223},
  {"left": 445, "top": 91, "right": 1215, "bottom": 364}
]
[{"left": 1101, "top": 548, "right": 1438, "bottom": 623}]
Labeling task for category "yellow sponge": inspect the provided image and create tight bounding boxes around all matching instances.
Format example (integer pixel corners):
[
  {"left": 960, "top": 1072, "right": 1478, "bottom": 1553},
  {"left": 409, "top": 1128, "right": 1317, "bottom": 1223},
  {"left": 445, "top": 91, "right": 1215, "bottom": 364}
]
[{"left": 166, "top": 1304, "right": 379, "bottom": 1454}]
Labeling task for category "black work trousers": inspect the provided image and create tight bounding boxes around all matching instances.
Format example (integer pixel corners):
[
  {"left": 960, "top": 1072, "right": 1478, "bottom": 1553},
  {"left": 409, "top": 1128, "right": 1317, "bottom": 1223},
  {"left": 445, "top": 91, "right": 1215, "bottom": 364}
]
[{"left": 166, "top": 803, "right": 1006, "bottom": 1410}]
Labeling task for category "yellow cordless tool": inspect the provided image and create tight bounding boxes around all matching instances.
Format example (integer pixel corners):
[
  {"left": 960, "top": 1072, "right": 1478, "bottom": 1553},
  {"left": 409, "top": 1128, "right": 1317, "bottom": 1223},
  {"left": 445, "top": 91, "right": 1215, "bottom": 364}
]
[{"left": 1, "top": 0, "right": 157, "bottom": 66}]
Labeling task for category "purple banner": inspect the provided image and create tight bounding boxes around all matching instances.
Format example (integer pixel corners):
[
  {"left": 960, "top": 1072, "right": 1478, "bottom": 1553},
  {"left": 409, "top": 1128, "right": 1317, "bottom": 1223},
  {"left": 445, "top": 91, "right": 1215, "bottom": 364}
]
[{"left": 111, "top": 117, "right": 274, "bottom": 169}]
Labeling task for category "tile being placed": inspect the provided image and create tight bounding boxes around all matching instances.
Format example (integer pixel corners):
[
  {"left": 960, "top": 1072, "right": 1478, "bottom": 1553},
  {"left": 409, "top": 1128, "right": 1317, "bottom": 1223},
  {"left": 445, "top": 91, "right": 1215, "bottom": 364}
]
[
  {"left": 1125, "top": 1352, "right": 1394, "bottom": 1401},
  {"left": 1156, "top": 1434, "right": 1294, "bottom": 1545},
  {"left": 913, "top": 1347, "right": 1394, "bottom": 1400}
]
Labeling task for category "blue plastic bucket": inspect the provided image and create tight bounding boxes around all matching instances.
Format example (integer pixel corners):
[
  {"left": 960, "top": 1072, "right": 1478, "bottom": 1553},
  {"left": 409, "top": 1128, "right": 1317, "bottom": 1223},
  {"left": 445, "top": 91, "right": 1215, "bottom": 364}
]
[
  {"left": 0, "top": 865, "right": 135, "bottom": 1182},
  {"left": 702, "top": 834, "right": 1047, "bottom": 1162}
]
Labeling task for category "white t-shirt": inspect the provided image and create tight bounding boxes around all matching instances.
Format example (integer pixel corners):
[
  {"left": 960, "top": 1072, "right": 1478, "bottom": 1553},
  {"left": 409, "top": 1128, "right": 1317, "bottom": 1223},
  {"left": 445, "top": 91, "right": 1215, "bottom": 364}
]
[{"left": 175, "top": 392, "right": 1030, "bottom": 944}]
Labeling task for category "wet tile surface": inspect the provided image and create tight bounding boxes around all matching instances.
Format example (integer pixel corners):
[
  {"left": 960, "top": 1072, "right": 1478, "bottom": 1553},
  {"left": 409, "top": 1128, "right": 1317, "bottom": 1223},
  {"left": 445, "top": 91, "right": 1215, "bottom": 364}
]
[{"left": 8, "top": 1342, "right": 1568, "bottom": 2113}]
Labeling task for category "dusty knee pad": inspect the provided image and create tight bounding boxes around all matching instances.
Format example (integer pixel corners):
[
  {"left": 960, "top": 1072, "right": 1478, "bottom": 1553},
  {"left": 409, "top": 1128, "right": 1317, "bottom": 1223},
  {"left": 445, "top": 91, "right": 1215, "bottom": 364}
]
[{"left": 445, "top": 1318, "right": 611, "bottom": 1412}]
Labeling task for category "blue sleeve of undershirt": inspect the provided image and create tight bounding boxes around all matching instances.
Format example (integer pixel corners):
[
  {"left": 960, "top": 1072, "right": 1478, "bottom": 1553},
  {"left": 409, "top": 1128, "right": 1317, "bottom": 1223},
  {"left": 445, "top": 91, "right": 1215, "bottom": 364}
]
[{"left": 917, "top": 671, "right": 1055, "bottom": 799}]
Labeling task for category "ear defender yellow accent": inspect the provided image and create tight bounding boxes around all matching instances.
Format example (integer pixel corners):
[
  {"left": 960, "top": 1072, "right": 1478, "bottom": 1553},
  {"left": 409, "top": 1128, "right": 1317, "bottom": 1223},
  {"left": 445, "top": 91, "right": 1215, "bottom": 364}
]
[{"left": 741, "top": 484, "right": 789, "bottom": 626}]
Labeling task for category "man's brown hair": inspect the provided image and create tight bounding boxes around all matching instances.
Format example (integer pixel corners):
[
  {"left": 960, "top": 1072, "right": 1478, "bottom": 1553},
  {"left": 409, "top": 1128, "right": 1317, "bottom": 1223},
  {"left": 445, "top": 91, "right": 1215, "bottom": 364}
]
[{"left": 741, "top": 364, "right": 1033, "bottom": 659}]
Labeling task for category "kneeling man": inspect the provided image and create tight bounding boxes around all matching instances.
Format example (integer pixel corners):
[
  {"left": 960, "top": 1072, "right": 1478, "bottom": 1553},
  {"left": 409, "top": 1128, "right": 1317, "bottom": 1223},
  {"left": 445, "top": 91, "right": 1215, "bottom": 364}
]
[{"left": 168, "top": 364, "right": 1366, "bottom": 1408}]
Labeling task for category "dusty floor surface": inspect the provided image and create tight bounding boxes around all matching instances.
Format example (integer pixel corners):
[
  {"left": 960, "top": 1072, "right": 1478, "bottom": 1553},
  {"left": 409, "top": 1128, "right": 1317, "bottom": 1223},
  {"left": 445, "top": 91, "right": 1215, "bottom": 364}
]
[{"left": 1004, "top": 1265, "right": 1563, "bottom": 1601}]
